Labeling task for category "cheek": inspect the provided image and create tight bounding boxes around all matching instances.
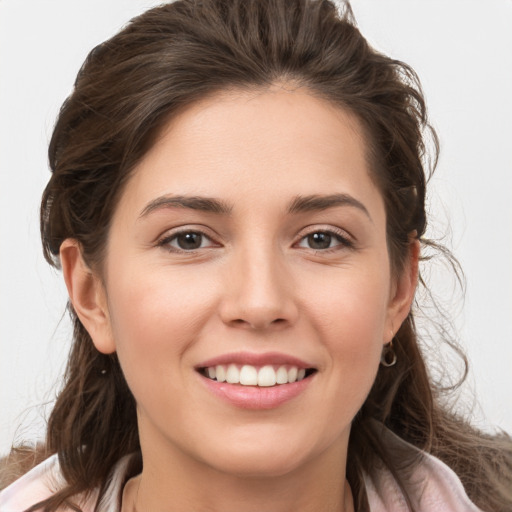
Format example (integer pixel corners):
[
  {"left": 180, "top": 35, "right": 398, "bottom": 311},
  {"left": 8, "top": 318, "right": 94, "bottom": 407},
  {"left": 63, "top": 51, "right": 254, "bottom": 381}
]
[
  {"left": 104, "top": 266, "right": 217, "bottom": 397},
  {"left": 108, "top": 260, "right": 213, "bottom": 337},
  {"left": 304, "top": 261, "right": 390, "bottom": 340},
  {"left": 302, "top": 264, "right": 390, "bottom": 385}
]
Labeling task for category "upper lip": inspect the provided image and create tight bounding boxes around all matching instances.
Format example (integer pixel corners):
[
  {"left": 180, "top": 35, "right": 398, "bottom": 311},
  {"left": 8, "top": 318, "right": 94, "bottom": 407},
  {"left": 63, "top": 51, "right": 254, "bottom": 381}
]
[{"left": 196, "top": 351, "right": 315, "bottom": 369}]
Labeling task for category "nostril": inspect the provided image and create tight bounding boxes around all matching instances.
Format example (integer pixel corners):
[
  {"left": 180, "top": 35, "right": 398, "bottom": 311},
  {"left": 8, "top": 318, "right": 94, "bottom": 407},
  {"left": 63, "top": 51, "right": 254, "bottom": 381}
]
[{"left": 228, "top": 317, "right": 289, "bottom": 329}]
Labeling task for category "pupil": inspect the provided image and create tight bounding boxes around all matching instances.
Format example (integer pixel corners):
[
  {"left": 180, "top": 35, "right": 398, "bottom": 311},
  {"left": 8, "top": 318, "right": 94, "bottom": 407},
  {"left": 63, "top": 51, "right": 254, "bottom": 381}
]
[
  {"left": 308, "top": 232, "right": 331, "bottom": 249},
  {"left": 177, "top": 232, "right": 202, "bottom": 250}
]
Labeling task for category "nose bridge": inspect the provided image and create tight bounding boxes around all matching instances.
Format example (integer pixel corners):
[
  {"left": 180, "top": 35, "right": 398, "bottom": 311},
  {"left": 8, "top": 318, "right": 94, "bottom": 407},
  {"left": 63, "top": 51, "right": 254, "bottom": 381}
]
[{"left": 220, "top": 236, "right": 297, "bottom": 329}]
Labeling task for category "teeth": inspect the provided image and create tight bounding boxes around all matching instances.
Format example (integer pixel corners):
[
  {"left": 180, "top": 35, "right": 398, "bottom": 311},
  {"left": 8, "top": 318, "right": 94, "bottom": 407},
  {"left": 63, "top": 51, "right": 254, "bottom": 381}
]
[
  {"left": 216, "top": 365, "right": 226, "bottom": 382},
  {"left": 226, "top": 364, "right": 240, "bottom": 384},
  {"left": 239, "top": 365, "right": 258, "bottom": 385},
  {"left": 276, "top": 366, "right": 288, "bottom": 384},
  {"left": 288, "top": 366, "right": 298, "bottom": 383},
  {"left": 258, "top": 365, "right": 276, "bottom": 387},
  {"left": 206, "top": 364, "right": 311, "bottom": 386}
]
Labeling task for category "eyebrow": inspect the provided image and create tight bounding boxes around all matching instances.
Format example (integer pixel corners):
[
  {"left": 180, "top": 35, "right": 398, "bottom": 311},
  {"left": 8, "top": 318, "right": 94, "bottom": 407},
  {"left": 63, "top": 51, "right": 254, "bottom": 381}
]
[
  {"left": 139, "top": 195, "right": 233, "bottom": 218},
  {"left": 139, "top": 192, "right": 371, "bottom": 220},
  {"left": 287, "top": 193, "right": 372, "bottom": 220}
]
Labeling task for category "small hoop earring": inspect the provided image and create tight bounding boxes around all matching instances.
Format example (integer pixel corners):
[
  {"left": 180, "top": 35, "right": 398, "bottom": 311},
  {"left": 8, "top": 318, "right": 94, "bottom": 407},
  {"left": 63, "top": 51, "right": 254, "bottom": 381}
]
[{"left": 380, "top": 340, "right": 397, "bottom": 367}]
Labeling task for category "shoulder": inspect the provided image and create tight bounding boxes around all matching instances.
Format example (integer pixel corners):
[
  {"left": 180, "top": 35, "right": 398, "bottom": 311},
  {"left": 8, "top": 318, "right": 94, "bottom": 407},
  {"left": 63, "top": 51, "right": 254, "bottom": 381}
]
[
  {"left": 0, "top": 453, "right": 132, "bottom": 512},
  {"left": 364, "top": 430, "right": 485, "bottom": 512},
  {"left": 0, "top": 454, "right": 69, "bottom": 511}
]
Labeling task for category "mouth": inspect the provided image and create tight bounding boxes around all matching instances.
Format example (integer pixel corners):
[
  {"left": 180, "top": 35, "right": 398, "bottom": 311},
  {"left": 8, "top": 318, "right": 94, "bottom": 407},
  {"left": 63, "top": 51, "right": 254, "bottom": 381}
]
[
  {"left": 197, "top": 364, "right": 317, "bottom": 387},
  {"left": 196, "top": 353, "right": 317, "bottom": 409}
]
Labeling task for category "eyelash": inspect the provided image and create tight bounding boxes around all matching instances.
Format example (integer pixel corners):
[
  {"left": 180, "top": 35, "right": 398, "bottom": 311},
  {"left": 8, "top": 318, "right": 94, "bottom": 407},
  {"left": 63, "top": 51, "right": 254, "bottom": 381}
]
[
  {"left": 295, "top": 228, "right": 354, "bottom": 252},
  {"left": 156, "top": 227, "right": 354, "bottom": 253},
  {"left": 157, "top": 229, "right": 218, "bottom": 253}
]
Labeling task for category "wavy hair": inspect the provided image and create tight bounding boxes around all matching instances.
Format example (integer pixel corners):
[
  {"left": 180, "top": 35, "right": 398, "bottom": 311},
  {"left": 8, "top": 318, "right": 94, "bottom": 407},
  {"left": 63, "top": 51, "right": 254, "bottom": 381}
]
[{"left": 5, "top": 0, "right": 511, "bottom": 510}]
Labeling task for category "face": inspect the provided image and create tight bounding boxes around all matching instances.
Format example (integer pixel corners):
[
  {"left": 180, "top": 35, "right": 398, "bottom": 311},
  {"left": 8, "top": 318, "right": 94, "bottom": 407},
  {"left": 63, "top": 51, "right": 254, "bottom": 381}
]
[{"left": 79, "top": 87, "right": 415, "bottom": 478}]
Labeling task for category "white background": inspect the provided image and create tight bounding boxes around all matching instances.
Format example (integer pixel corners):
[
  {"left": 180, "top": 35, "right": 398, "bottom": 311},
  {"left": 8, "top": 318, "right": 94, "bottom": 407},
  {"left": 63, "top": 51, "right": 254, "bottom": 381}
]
[{"left": 1, "top": 0, "right": 511, "bottom": 456}]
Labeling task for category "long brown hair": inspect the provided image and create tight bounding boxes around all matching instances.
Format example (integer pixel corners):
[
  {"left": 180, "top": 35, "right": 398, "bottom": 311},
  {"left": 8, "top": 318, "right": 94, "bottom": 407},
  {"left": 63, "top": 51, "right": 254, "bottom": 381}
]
[{"left": 9, "top": 0, "right": 512, "bottom": 510}]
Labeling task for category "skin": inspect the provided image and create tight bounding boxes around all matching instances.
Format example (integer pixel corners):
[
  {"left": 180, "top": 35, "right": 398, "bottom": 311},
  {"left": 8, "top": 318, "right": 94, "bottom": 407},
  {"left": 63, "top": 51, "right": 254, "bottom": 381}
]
[{"left": 61, "top": 86, "right": 418, "bottom": 512}]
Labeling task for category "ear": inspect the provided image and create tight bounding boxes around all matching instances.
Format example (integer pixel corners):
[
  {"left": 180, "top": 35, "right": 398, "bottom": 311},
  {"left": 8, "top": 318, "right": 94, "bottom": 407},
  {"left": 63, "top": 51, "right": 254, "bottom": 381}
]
[
  {"left": 60, "top": 239, "right": 116, "bottom": 354},
  {"left": 384, "top": 238, "right": 420, "bottom": 343}
]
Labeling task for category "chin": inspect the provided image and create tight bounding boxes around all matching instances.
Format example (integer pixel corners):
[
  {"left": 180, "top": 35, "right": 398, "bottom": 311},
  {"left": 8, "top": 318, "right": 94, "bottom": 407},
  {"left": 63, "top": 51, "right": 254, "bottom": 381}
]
[
  {"left": 196, "top": 426, "right": 340, "bottom": 479},
  {"left": 207, "top": 448, "right": 309, "bottom": 479}
]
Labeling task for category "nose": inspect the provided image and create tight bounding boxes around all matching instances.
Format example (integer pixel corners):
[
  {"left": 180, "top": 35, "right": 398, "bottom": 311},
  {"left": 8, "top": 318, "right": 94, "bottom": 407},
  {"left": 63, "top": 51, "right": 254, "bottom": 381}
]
[{"left": 219, "top": 245, "right": 299, "bottom": 331}]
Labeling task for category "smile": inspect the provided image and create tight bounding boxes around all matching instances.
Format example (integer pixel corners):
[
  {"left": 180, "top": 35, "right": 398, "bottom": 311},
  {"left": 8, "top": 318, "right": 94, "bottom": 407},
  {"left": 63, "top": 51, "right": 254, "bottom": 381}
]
[
  {"left": 196, "top": 352, "right": 318, "bottom": 408},
  {"left": 198, "top": 364, "right": 316, "bottom": 387}
]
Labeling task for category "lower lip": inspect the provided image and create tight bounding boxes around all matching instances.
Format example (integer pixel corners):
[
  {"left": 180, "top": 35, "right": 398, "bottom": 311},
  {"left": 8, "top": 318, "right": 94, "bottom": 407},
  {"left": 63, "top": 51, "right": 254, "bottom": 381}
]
[{"left": 199, "top": 374, "right": 314, "bottom": 409}]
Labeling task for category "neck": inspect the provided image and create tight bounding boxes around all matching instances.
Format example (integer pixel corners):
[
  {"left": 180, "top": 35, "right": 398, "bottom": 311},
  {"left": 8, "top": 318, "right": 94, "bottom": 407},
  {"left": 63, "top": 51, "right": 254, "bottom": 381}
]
[
  {"left": 125, "top": 435, "right": 353, "bottom": 512},
  {"left": 130, "top": 470, "right": 353, "bottom": 512}
]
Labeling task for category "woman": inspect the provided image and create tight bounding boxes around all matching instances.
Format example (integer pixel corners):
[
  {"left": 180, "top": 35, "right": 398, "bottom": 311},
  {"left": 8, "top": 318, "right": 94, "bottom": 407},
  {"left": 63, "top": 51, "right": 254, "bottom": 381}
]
[{"left": 0, "top": 0, "right": 511, "bottom": 510}]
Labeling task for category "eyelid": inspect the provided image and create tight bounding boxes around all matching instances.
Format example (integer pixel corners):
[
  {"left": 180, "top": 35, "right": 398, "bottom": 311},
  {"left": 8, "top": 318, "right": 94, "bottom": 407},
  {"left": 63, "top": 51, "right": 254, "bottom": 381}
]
[
  {"left": 294, "top": 225, "right": 355, "bottom": 250},
  {"left": 156, "top": 225, "right": 221, "bottom": 252},
  {"left": 154, "top": 224, "right": 355, "bottom": 253}
]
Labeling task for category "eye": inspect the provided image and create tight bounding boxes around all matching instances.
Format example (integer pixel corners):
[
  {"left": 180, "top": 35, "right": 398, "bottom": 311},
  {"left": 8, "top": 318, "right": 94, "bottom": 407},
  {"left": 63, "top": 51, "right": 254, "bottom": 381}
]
[
  {"left": 296, "top": 230, "right": 352, "bottom": 251},
  {"left": 159, "top": 230, "right": 216, "bottom": 252}
]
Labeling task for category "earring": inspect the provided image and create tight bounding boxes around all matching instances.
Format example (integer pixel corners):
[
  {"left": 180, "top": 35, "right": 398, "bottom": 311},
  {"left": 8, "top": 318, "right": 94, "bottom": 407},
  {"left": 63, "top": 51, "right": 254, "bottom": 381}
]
[{"left": 380, "top": 340, "right": 397, "bottom": 367}]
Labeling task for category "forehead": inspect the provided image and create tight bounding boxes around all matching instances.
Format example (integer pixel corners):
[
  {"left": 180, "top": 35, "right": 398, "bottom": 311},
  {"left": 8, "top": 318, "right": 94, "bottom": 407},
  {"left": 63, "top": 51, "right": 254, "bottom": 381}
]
[{"left": 116, "top": 86, "right": 383, "bottom": 218}]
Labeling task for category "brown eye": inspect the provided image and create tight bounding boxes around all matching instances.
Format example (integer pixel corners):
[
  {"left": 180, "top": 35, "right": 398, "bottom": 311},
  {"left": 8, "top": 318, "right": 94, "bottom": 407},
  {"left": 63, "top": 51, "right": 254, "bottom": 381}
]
[
  {"left": 175, "top": 232, "right": 203, "bottom": 250},
  {"left": 307, "top": 232, "right": 332, "bottom": 249},
  {"left": 297, "top": 230, "right": 353, "bottom": 251},
  {"left": 160, "top": 230, "right": 216, "bottom": 251}
]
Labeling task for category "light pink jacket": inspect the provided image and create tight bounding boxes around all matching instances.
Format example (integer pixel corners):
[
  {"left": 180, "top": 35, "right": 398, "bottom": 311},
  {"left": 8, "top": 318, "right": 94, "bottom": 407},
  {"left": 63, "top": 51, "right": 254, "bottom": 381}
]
[{"left": 0, "top": 439, "right": 484, "bottom": 512}]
